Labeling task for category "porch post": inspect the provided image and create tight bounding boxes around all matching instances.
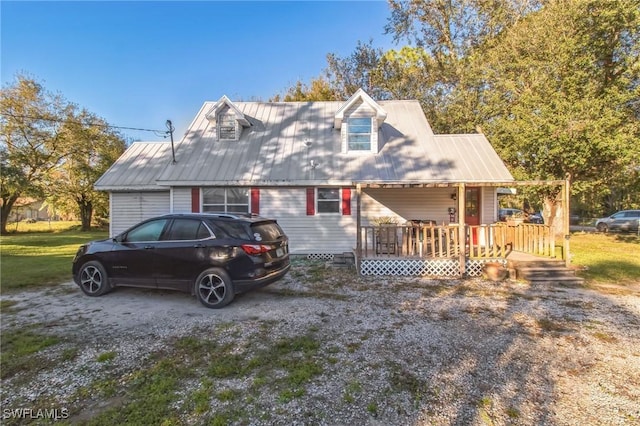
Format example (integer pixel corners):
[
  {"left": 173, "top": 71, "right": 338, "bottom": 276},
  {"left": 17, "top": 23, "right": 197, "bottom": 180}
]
[
  {"left": 356, "top": 183, "right": 362, "bottom": 260},
  {"left": 563, "top": 174, "right": 571, "bottom": 267},
  {"left": 458, "top": 183, "right": 466, "bottom": 275}
]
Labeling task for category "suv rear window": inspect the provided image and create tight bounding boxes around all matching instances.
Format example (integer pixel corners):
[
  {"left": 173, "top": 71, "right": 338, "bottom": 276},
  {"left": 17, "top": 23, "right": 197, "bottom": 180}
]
[
  {"left": 207, "top": 219, "right": 284, "bottom": 242},
  {"left": 251, "top": 222, "right": 285, "bottom": 242},
  {"left": 209, "top": 221, "right": 252, "bottom": 240}
]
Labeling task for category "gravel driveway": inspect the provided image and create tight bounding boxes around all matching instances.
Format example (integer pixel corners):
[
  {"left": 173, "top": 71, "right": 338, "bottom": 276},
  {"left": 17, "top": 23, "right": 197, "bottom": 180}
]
[{"left": 1, "top": 259, "right": 639, "bottom": 425}]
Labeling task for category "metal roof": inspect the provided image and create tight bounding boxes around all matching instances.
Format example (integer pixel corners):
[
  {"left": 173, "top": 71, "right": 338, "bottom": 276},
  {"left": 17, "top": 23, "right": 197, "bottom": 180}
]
[
  {"left": 97, "top": 98, "right": 514, "bottom": 190},
  {"left": 94, "top": 142, "right": 173, "bottom": 191}
]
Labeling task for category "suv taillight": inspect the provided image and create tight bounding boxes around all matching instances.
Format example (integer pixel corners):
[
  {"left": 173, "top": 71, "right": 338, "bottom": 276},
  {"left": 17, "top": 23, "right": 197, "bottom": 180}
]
[{"left": 241, "top": 244, "right": 273, "bottom": 255}]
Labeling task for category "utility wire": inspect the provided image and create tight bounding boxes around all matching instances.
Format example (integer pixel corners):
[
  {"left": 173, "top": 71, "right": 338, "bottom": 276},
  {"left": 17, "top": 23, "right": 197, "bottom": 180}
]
[{"left": 1, "top": 112, "right": 169, "bottom": 135}]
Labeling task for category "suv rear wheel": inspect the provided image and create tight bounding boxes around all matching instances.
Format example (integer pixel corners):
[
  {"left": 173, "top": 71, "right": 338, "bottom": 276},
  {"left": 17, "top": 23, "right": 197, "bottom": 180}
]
[
  {"left": 195, "top": 268, "right": 235, "bottom": 308},
  {"left": 597, "top": 223, "right": 608, "bottom": 233}
]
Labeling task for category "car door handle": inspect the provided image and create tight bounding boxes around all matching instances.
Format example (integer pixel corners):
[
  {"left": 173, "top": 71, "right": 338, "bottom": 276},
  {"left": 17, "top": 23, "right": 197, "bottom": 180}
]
[
  {"left": 144, "top": 245, "right": 155, "bottom": 250},
  {"left": 193, "top": 244, "right": 205, "bottom": 248}
]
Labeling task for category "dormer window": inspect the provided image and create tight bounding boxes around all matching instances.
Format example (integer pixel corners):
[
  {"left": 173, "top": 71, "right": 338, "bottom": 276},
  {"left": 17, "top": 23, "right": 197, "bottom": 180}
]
[
  {"left": 334, "top": 88, "right": 387, "bottom": 154},
  {"left": 347, "top": 117, "right": 372, "bottom": 151},
  {"left": 218, "top": 111, "right": 237, "bottom": 140},
  {"left": 205, "top": 95, "right": 250, "bottom": 142}
]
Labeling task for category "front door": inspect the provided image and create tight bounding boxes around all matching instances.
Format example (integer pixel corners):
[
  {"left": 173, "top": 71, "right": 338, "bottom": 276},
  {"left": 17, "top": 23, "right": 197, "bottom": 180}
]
[
  {"left": 465, "top": 187, "right": 481, "bottom": 244},
  {"left": 465, "top": 187, "right": 480, "bottom": 225}
]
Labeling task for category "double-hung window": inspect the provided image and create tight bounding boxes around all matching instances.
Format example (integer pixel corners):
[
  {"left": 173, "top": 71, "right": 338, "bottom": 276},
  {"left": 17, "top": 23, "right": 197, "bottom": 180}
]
[
  {"left": 347, "top": 117, "right": 372, "bottom": 151},
  {"left": 202, "top": 188, "right": 249, "bottom": 213},
  {"left": 317, "top": 188, "right": 340, "bottom": 214}
]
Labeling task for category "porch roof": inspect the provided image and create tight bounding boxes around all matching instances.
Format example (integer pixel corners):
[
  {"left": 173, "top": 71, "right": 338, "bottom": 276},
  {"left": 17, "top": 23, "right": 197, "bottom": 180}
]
[{"left": 355, "top": 179, "right": 566, "bottom": 188}]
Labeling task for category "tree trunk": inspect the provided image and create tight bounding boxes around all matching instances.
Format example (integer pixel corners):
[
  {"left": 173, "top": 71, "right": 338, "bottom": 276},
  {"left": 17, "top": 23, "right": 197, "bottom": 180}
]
[
  {"left": 543, "top": 195, "right": 564, "bottom": 239},
  {"left": 0, "top": 195, "right": 19, "bottom": 235},
  {"left": 78, "top": 199, "right": 93, "bottom": 232}
]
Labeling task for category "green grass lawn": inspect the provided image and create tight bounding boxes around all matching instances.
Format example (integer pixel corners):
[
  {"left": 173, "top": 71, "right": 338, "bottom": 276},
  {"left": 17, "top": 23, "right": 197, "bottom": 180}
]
[
  {"left": 1, "top": 224, "right": 638, "bottom": 294},
  {"left": 569, "top": 232, "right": 640, "bottom": 285},
  {"left": 0, "top": 222, "right": 107, "bottom": 293}
]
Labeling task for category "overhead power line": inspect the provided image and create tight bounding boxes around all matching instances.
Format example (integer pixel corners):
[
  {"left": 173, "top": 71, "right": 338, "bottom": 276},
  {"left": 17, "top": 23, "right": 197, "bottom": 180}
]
[{"left": 1, "top": 112, "right": 170, "bottom": 137}]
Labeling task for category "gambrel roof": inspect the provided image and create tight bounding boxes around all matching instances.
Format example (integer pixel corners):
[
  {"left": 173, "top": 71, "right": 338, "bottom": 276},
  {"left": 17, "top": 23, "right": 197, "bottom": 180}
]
[{"left": 95, "top": 92, "right": 514, "bottom": 190}]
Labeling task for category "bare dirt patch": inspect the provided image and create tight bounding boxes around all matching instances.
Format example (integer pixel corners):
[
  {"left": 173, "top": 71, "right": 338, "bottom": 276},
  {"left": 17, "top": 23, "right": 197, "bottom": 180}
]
[{"left": 1, "top": 259, "right": 639, "bottom": 425}]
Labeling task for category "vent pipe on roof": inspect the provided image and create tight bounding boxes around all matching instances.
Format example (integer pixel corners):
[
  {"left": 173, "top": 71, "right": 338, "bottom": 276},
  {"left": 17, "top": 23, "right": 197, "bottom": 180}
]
[{"left": 166, "top": 120, "right": 176, "bottom": 163}]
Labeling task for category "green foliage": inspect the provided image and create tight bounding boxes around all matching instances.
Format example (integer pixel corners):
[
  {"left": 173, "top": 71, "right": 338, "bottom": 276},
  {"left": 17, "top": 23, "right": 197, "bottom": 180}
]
[
  {"left": 272, "top": 77, "right": 338, "bottom": 101},
  {"left": 0, "top": 75, "right": 126, "bottom": 234},
  {"left": 0, "top": 75, "right": 71, "bottom": 234},
  {"left": 276, "top": 0, "right": 639, "bottom": 214},
  {"left": 478, "top": 1, "right": 639, "bottom": 210},
  {"left": 46, "top": 107, "right": 126, "bottom": 231}
]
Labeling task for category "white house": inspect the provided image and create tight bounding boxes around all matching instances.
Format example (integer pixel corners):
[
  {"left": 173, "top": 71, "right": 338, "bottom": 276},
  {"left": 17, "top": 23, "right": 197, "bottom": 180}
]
[{"left": 96, "top": 89, "right": 529, "bottom": 275}]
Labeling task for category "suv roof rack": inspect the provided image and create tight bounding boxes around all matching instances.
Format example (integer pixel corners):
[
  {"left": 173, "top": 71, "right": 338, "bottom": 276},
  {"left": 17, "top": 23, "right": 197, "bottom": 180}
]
[
  {"left": 200, "top": 212, "right": 260, "bottom": 220},
  {"left": 162, "top": 212, "right": 263, "bottom": 220}
]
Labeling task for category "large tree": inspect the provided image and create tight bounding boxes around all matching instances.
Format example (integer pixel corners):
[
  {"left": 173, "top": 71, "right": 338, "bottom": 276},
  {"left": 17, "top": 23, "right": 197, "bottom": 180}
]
[
  {"left": 477, "top": 0, "right": 640, "bottom": 222},
  {"left": 286, "top": 0, "right": 639, "bottom": 225},
  {"left": 46, "top": 108, "right": 126, "bottom": 231},
  {"left": 1, "top": 75, "right": 127, "bottom": 233},
  {"left": 0, "top": 75, "right": 72, "bottom": 234}
]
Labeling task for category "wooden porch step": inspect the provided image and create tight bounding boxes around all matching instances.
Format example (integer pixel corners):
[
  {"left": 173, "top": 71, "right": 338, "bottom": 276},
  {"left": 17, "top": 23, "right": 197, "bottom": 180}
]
[
  {"left": 517, "top": 267, "right": 584, "bottom": 284},
  {"left": 505, "top": 251, "right": 584, "bottom": 285},
  {"left": 518, "top": 276, "right": 585, "bottom": 285},
  {"left": 331, "top": 252, "right": 355, "bottom": 268}
]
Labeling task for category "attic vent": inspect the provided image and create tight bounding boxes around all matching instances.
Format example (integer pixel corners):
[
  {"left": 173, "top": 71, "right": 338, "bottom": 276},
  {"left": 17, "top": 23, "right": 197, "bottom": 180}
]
[{"left": 218, "top": 112, "right": 236, "bottom": 140}]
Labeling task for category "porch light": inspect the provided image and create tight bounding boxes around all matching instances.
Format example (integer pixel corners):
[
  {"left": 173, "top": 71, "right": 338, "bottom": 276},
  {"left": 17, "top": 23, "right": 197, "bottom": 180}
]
[{"left": 451, "top": 192, "right": 457, "bottom": 201}]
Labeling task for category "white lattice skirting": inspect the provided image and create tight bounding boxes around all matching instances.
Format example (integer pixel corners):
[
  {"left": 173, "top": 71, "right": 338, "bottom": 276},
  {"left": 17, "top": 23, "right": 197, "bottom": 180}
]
[
  {"left": 466, "top": 258, "right": 507, "bottom": 277},
  {"left": 307, "top": 253, "right": 335, "bottom": 261},
  {"left": 359, "top": 258, "right": 507, "bottom": 277}
]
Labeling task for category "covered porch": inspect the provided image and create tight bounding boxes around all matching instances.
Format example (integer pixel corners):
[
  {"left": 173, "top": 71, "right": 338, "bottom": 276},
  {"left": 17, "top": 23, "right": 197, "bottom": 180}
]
[
  {"left": 358, "top": 222, "right": 555, "bottom": 276},
  {"left": 354, "top": 179, "right": 571, "bottom": 276}
]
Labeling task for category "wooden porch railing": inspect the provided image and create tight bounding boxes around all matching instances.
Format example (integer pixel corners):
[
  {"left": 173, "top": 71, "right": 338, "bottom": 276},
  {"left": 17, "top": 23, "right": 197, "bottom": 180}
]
[{"left": 359, "top": 223, "right": 555, "bottom": 259}]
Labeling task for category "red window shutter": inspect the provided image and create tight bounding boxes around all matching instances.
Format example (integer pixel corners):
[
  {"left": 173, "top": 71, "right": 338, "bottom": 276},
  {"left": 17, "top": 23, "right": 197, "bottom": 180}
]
[
  {"left": 342, "top": 188, "right": 351, "bottom": 216},
  {"left": 191, "top": 188, "right": 200, "bottom": 213},
  {"left": 251, "top": 188, "right": 260, "bottom": 215},
  {"left": 306, "top": 188, "right": 315, "bottom": 215}
]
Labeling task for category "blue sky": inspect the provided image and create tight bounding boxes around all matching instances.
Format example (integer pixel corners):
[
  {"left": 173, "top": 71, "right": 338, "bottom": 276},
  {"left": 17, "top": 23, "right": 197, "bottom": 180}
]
[{"left": 1, "top": 1, "right": 395, "bottom": 141}]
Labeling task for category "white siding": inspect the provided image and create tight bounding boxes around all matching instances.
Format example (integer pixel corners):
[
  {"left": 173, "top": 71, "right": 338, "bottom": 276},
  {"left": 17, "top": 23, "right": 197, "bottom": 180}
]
[
  {"left": 362, "top": 188, "right": 457, "bottom": 226},
  {"left": 259, "top": 188, "right": 356, "bottom": 255},
  {"left": 172, "top": 187, "right": 192, "bottom": 213},
  {"left": 110, "top": 191, "right": 170, "bottom": 237},
  {"left": 260, "top": 186, "right": 498, "bottom": 254},
  {"left": 481, "top": 187, "right": 498, "bottom": 223},
  {"left": 119, "top": 186, "right": 500, "bottom": 254}
]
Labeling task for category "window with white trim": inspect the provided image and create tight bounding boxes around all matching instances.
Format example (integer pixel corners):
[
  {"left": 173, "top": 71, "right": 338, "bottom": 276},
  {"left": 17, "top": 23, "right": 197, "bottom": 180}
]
[
  {"left": 347, "top": 117, "right": 372, "bottom": 151},
  {"left": 202, "top": 188, "right": 249, "bottom": 213},
  {"left": 317, "top": 188, "right": 340, "bottom": 214}
]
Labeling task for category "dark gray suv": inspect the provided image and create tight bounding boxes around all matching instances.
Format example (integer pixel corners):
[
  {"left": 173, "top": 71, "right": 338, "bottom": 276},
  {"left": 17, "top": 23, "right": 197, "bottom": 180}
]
[
  {"left": 72, "top": 213, "right": 290, "bottom": 308},
  {"left": 595, "top": 210, "right": 640, "bottom": 233}
]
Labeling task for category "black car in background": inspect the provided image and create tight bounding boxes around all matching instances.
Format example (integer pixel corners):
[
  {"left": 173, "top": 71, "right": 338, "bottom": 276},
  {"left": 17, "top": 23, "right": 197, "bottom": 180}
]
[{"left": 72, "top": 213, "right": 290, "bottom": 308}]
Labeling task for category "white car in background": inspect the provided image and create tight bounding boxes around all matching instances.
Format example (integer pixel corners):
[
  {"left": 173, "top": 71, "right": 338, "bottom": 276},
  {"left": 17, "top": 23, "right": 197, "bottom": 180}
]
[{"left": 595, "top": 210, "right": 640, "bottom": 233}]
